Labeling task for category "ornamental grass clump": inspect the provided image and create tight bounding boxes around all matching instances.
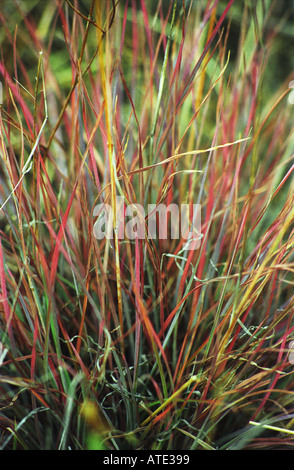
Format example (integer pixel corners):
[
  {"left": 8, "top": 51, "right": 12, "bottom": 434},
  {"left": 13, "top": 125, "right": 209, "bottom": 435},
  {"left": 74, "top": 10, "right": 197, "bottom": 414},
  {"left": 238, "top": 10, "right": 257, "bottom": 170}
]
[{"left": 0, "top": 0, "right": 294, "bottom": 450}]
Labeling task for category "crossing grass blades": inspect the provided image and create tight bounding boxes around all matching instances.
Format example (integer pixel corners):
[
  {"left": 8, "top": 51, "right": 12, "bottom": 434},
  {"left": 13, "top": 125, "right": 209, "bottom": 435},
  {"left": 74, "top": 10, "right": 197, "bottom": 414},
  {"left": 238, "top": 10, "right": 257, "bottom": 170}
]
[{"left": 0, "top": 0, "right": 294, "bottom": 450}]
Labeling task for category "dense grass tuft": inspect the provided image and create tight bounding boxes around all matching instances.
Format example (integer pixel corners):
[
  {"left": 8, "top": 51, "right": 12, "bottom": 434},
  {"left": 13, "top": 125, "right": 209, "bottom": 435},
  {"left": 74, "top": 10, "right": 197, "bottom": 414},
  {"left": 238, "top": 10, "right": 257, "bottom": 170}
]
[{"left": 0, "top": 0, "right": 294, "bottom": 450}]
